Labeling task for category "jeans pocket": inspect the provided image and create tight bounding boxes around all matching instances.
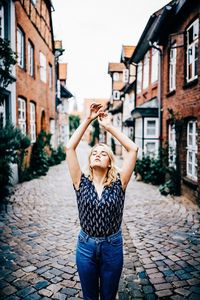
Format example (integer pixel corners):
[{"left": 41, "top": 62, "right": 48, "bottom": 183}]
[
  {"left": 78, "top": 234, "right": 87, "bottom": 244},
  {"left": 110, "top": 236, "right": 123, "bottom": 246}
]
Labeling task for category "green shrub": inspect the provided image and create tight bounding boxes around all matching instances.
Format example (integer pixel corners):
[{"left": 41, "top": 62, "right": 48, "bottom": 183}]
[
  {"left": 0, "top": 123, "right": 30, "bottom": 200},
  {"left": 48, "top": 144, "right": 66, "bottom": 166},
  {"left": 135, "top": 156, "right": 166, "bottom": 185},
  {"left": 159, "top": 167, "right": 180, "bottom": 196}
]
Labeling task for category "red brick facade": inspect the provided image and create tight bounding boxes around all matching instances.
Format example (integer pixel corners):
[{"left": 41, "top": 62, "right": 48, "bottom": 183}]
[
  {"left": 15, "top": 0, "right": 55, "bottom": 137},
  {"left": 162, "top": 2, "right": 200, "bottom": 202}
]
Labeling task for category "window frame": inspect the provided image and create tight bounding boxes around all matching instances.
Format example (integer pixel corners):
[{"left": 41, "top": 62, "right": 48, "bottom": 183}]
[
  {"left": 169, "top": 45, "right": 177, "bottom": 92},
  {"left": 48, "top": 63, "right": 53, "bottom": 89},
  {"left": 39, "top": 51, "right": 47, "bottom": 83},
  {"left": 0, "top": 4, "right": 4, "bottom": 39},
  {"left": 168, "top": 123, "right": 176, "bottom": 168},
  {"left": 137, "top": 61, "right": 142, "bottom": 94},
  {"left": 18, "top": 97, "right": 26, "bottom": 134},
  {"left": 144, "top": 118, "right": 158, "bottom": 138},
  {"left": 28, "top": 40, "right": 34, "bottom": 77},
  {"left": 30, "top": 102, "right": 36, "bottom": 143},
  {"left": 151, "top": 48, "right": 159, "bottom": 84},
  {"left": 17, "top": 27, "right": 25, "bottom": 69},
  {"left": 186, "top": 18, "right": 199, "bottom": 82},
  {"left": 143, "top": 52, "right": 150, "bottom": 90},
  {"left": 186, "top": 120, "right": 197, "bottom": 181}
]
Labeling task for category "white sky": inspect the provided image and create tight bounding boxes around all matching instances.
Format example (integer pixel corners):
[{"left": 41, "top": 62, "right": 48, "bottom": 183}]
[{"left": 52, "top": 0, "right": 170, "bottom": 109}]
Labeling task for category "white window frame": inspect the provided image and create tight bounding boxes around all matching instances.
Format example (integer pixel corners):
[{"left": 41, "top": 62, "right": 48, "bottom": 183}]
[
  {"left": 113, "top": 90, "right": 120, "bottom": 100},
  {"left": 0, "top": 5, "right": 4, "bottom": 39},
  {"left": 123, "top": 69, "right": 129, "bottom": 83},
  {"left": 18, "top": 98, "right": 26, "bottom": 134},
  {"left": 48, "top": 63, "right": 53, "bottom": 88},
  {"left": 168, "top": 123, "right": 176, "bottom": 168},
  {"left": 151, "top": 48, "right": 159, "bottom": 83},
  {"left": 169, "top": 45, "right": 176, "bottom": 91},
  {"left": 28, "top": 40, "right": 34, "bottom": 77},
  {"left": 144, "top": 140, "right": 159, "bottom": 158},
  {"left": 143, "top": 52, "right": 150, "bottom": 89},
  {"left": 39, "top": 52, "right": 47, "bottom": 83},
  {"left": 0, "top": 99, "right": 6, "bottom": 128},
  {"left": 186, "top": 120, "right": 197, "bottom": 181},
  {"left": 137, "top": 62, "right": 142, "bottom": 94},
  {"left": 144, "top": 118, "right": 158, "bottom": 138},
  {"left": 186, "top": 19, "right": 199, "bottom": 82},
  {"left": 17, "top": 27, "right": 25, "bottom": 69},
  {"left": 30, "top": 102, "right": 36, "bottom": 143}
]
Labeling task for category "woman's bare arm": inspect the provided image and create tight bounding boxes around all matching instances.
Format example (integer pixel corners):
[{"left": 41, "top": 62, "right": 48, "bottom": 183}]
[
  {"left": 66, "top": 103, "right": 103, "bottom": 188},
  {"left": 98, "top": 112, "right": 138, "bottom": 189}
]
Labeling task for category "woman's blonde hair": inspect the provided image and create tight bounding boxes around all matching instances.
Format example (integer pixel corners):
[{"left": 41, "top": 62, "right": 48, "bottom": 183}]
[{"left": 86, "top": 143, "right": 119, "bottom": 187}]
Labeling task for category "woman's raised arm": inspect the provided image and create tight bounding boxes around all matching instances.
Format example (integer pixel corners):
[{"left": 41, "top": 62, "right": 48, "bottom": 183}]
[
  {"left": 98, "top": 112, "right": 138, "bottom": 190},
  {"left": 66, "top": 103, "right": 103, "bottom": 189}
]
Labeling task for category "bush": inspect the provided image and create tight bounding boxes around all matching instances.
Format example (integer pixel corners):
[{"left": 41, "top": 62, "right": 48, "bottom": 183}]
[
  {"left": 135, "top": 156, "right": 166, "bottom": 185},
  {"left": 28, "top": 130, "right": 51, "bottom": 178},
  {"left": 48, "top": 144, "right": 66, "bottom": 166},
  {"left": 0, "top": 123, "right": 30, "bottom": 201},
  {"left": 159, "top": 167, "right": 180, "bottom": 196}
]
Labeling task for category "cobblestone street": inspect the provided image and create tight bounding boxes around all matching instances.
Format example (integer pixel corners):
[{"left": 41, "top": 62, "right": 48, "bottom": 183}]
[{"left": 0, "top": 142, "right": 200, "bottom": 300}]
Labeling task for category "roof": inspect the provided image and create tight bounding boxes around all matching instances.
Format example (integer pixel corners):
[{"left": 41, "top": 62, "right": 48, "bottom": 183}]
[
  {"left": 131, "top": 97, "right": 158, "bottom": 119},
  {"left": 61, "top": 85, "right": 73, "bottom": 99},
  {"left": 122, "top": 45, "right": 135, "bottom": 59},
  {"left": 108, "top": 63, "right": 125, "bottom": 73}
]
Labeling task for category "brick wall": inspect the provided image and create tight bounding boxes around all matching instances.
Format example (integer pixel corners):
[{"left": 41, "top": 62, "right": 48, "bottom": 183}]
[
  {"left": 15, "top": 0, "right": 55, "bottom": 137},
  {"left": 162, "top": 3, "right": 200, "bottom": 202}
]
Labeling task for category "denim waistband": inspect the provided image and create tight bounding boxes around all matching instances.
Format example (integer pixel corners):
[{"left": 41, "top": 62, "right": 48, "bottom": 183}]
[{"left": 79, "top": 228, "right": 122, "bottom": 243}]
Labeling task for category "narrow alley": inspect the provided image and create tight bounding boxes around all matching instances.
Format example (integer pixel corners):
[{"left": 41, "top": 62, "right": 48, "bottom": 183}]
[{"left": 0, "top": 143, "right": 200, "bottom": 300}]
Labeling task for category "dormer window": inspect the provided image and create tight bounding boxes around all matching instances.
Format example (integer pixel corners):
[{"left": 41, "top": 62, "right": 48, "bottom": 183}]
[{"left": 113, "top": 72, "right": 119, "bottom": 81}]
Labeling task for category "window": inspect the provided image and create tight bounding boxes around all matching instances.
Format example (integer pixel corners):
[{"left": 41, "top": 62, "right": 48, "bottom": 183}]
[
  {"left": 113, "top": 90, "right": 120, "bottom": 100},
  {"left": 0, "top": 5, "right": 4, "bottom": 38},
  {"left": 113, "top": 72, "right": 119, "bottom": 81},
  {"left": 18, "top": 98, "right": 26, "bottom": 134},
  {"left": 28, "top": 40, "right": 34, "bottom": 77},
  {"left": 145, "top": 119, "right": 157, "bottom": 136},
  {"left": 186, "top": 19, "right": 199, "bottom": 82},
  {"left": 17, "top": 27, "right": 25, "bottom": 68},
  {"left": 48, "top": 63, "right": 53, "bottom": 88},
  {"left": 168, "top": 124, "right": 176, "bottom": 168},
  {"left": 137, "top": 62, "right": 142, "bottom": 93},
  {"left": 30, "top": 102, "right": 36, "bottom": 143},
  {"left": 39, "top": 52, "right": 47, "bottom": 82},
  {"left": 186, "top": 120, "right": 197, "bottom": 181},
  {"left": 143, "top": 52, "right": 149, "bottom": 89},
  {"left": 146, "top": 142, "right": 156, "bottom": 157},
  {"left": 123, "top": 69, "right": 129, "bottom": 83},
  {"left": 169, "top": 45, "right": 176, "bottom": 91},
  {"left": 151, "top": 48, "right": 159, "bottom": 83},
  {"left": 0, "top": 100, "right": 6, "bottom": 128}
]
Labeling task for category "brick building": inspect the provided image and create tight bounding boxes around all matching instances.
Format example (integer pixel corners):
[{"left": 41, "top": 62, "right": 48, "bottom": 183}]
[
  {"left": 127, "top": 0, "right": 200, "bottom": 202},
  {"left": 15, "top": 0, "right": 56, "bottom": 145}
]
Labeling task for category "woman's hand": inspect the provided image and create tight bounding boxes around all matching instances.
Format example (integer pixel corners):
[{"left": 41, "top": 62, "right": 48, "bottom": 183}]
[
  {"left": 98, "top": 112, "right": 111, "bottom": 129},
  {"left": 87, "top": 103, "right": 103, "bottom": 121}
]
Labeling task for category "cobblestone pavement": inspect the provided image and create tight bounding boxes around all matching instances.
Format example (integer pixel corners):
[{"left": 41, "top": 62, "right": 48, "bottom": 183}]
[{"left": 0, "top": 142, "right": 200, "bottom": 299}]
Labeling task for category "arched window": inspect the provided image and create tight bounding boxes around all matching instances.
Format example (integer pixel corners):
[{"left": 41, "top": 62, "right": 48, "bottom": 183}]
[
  {"left": 30, "top": 102, "right": 36, "bottom": 143},
  {"left": 18, "top": 97, "right": 26, "bottom": 134}
]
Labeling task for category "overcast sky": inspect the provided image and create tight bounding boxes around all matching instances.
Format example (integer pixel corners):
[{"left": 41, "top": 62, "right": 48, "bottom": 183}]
[{"left": 52, "top": 0, "right": 170, "bottom": 109}]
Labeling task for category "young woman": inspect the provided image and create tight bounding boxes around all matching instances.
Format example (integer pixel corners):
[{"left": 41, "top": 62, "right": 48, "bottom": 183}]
[{"left": 66, "top": 103, "right": 138, "bottom": 300}]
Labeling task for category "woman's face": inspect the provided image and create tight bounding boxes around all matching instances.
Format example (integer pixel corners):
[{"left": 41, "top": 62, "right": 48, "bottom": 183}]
[{"left": 90, "top": 146, "right": 111, "bottom": 170}]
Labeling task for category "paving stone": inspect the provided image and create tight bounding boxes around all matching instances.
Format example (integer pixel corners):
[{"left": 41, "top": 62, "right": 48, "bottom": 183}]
[
  {"left": 16, "top": 286, "right": 36, "bottom": 298},
  {"left": 155, "top": 289, "right": 173, "bottom": 297},
  {"left": 174, "top": 287, "right": 191, "bottom": 297},
  {"left": 38, "top": 288, "right": 53, "bottom": 297},
  {"left": 2, "top": 285, "right": 17, "bottom": 296}
]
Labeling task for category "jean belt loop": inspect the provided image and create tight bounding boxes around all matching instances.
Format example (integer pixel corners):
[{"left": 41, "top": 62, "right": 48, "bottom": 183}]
[
  {"left": 107, "top": 236, "right": 111, "bottom": 243},
  {"left": 85, "top": 233, "right": 89, "bottom": 242}
]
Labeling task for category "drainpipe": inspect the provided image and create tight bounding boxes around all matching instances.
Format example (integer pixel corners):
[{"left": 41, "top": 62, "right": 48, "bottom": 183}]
[{"left": 149, "top": 41, "right": 162, "bottom": 156}]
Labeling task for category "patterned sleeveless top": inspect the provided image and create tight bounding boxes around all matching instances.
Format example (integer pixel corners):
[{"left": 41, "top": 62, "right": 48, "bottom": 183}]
[{"left": 73, "top": 173, "right": 125, "bottom": 237}]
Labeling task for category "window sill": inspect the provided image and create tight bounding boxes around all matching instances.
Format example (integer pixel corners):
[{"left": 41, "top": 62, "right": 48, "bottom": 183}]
[
  {"left": 166, "top": 90, "right": 176, "bottom": 98},
  {"left": 182, "top": 176, "right": 198, "bottom": 190},
  {"left": 183, "top": 78, "right": 198, "bottom": 89}
]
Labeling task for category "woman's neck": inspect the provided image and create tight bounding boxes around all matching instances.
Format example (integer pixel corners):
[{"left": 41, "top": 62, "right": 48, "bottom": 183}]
[{"left": 92, "top": 168, "right": 108, "bottom": 186}]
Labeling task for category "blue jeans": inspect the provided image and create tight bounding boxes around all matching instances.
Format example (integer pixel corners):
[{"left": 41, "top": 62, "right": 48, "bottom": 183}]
[{"left": 76, "top": 229, "right": 123, "bottom": 300}]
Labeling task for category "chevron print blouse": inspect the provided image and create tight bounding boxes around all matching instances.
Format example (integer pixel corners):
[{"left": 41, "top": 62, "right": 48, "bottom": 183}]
[{"left": 73, "top": 173, "right": 125, "bottom": 237}]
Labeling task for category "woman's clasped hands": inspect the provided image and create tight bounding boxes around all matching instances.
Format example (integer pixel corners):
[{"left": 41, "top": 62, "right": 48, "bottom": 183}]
[{"left": 87, "top": 103, "right": 111, "bottom": 129}]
